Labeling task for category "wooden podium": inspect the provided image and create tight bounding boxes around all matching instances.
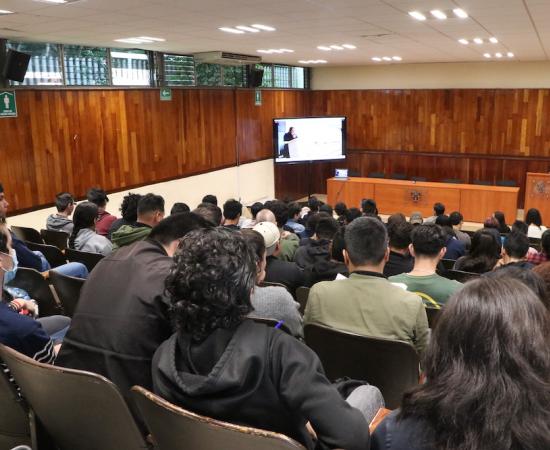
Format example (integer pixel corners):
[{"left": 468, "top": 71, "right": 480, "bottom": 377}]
[
  {"left": 327, "top": 177, "right": 519, "bottom": 223},
  {"left": 524, "top": 173, "right": 550, "bottom": 224}
]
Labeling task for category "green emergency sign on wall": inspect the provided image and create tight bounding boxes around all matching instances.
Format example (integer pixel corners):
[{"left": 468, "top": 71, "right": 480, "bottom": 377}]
[{"left": 0, "top": 91, "right": 17, "bottom": 118}]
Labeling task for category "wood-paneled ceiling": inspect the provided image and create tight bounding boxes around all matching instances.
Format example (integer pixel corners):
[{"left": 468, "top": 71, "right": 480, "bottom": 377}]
[{"left": 0, "top": 0, "right": 549, "bottom": 66}]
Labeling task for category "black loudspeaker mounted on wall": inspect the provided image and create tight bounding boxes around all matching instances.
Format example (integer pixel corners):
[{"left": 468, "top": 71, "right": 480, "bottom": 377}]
[
  {"left": 2, "top": 49, "right": 31, "bottom": 82},
  {"left": 248, "top": 67, "right": 264, "bottom": 88}
]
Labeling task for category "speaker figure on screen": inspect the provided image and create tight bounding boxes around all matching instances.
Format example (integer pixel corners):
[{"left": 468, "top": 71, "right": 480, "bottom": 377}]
[{"left": 281, "top": 127, "right": 298, "bottom": 158}]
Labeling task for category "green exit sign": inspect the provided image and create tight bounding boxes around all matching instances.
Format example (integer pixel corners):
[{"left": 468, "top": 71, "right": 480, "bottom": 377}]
[
  {"left": 160, "top": 88, "right": 172, "bottom": 101},
  {"left": 0, "top": 91, "right": 17, "bottom": 118}
]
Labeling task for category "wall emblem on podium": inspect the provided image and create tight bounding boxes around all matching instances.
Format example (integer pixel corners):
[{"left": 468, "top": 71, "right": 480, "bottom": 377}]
[
  {"left": 531, "top": 180, "right": 550, "bottom": 199},
  {"left": 410, "top": 190, "right": 422, "bottom": 203}
]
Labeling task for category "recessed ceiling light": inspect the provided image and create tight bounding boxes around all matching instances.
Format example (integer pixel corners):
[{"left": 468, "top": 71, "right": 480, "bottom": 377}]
[
  {"left": 280, "top": 49, "right": 294, "bottom": 53},
  {"left": 372, "top": 57, "right": 382, "bottom": 62},
  {"left": 115, "top": 38, "right": 152, "bottom": 44},
  {"left": 317, "top": 46, "right": 331, "bottom": 51},
  {"left": 342, "top": 44, "right": 356, "bottom": 49},
  {"left": 507, "top": 52, "right": 514, "bottom": 58},
  {"left": 473, "top": 38, "right": 483, "bottom": 44},
  {"left": 483, "top": 53, "right": 491, "bottom": 58},
  {"left": 495, "top": 52, "right": 503, "bottom": 58},
  {"left": 458, "top": 39, "right": 469, "bottom": 45},
  {"left": 0, "top": 9, "right": 14, "bottom": 14},
  {"left": 330, "top": 45, "right": 344, "bottom": 50},
  {"left": 382, "top": 56, "right": 392, "bottom": 61},
  {"left": 219, "top": 27, "right": 245, "bottom": 34},
  {"left": 236, "top": 25, "right": 260, "bottom": 33},
  {"left": 315, "top": 60, "right": 327, "bottom": 64},
  {"left": 453, "top": 8, "right": 468, "bottom": 19},
  {"left": 138, "top": 36, "right": 165, "bottom": 42},
  {"left": 35, "top": 0, "right": 67, "bottom": 3},
  {"left": 270, "top": 49, "right": 283, "bottom": 54},
  {"left": 430, "top": 10, "right": 447, "bottom": 20},
  {"left": 392, "top": 56, "right": 402, "bottom": 61},
  {"left": 251, "top": 24, "right": 276, "bottom": 31},
  {"left": 409, "top": 11, "right": 426, "bottom": 21},
  {"left": 489, "top": 37, "right": 498, "bottom": 44}
]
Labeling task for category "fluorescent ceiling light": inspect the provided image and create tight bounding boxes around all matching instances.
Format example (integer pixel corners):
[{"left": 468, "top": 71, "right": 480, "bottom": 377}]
[
  {"left": 495, "top": 52, "right": 503, "bottom": 58},
  {"left": 314, "top": 60, "right": 327, "bottom": 64},
  {"left": 430, "top": 10, "right": 447, "bottom": 19},
  {"left": 473, "top": 38, "right": 483, "bottom": 44},
  {"left": 280, "top": 49, "right": 294, "bottom": 53},
  {"left": 507, "top": 52, "right": 514, "bottom": 58},
  {"left": 330, "top": 45, "right": 344, "bottom": 50},
  {"left": 342, "top": 44, "right": 356, "bottom": 49},
  {"left": 251, "top": 24, "right": 276, "bottom": 31},
  {"left": 489, "top": 37, "right": 498, "bottom": 44},
  {"left": 392, "top": 56, "right": 402, "bottom": 61},
  {"left": 382, "top": 56, "right": 392, "bottom": 61},
  {"left": 236, "top": 25, "right": 260, "bottom": 33},
  {"left": 409, "top": 11, "right": 426, "bottom": 21},
  {"left": 36, "top": 0, "right": 67, "bottom": 3},
  {"left": 453, "top": 8, "right": 468, "bottom": 19},
  {"left": 115, "top": 38, "right": 151, "bottom": 44},
  {"left": 483, "top": 53, "right": 491, "bottom": 58},
  {"left": 270, "top": 49, "right": 283, "bottom": 53},
  {"left": 458, "top": 39, "right": 469, "bottom": 45},
  {"left": 219, "top": 27, "right": 245, "bottom": 34},
  {"left": 372, "top": 57, "right": 382, "bottom": 62},
  {"left": 257, "top": 50, "right": 270, "bottom": 53},
  {"left": 317, "top": 46, "right": 331, "bottom": 51},
  {"left": 0, "top": 9, "right": 14, "bottom": 14},
  {"left": 138, "top": 36, "right": 165, "bottom": 42}
]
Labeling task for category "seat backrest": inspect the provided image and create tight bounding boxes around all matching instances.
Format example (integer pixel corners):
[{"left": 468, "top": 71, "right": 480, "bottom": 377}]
[
  {"left": 496, "top": 180, "right": 517, "bottom": 187},
  {"left": 65, "top": 248, "right": 104, "bottom": 272},
  {"left": 0, "top": 366, "right": 31, "bottom": 449},
  {"left": 10, "top": 227, "right": 44, "bottom": 244},
  {"left": 425, "top": 307, "right": 441, "bottom": 330},
  {"left": 304, "top": 323, "right": 419, "bottom": 409},
  {"left": 441, "top": 258, "right": 456, "bottom": 271},
  {"left": 441, "top": 178, "right": 462, "bottom": 184},
  {"left": 411, "top": 176, "right": 427, "bottom": 182},
  {"left": 368, "top": 172, "right": 385, "bottom": 179},
  {"left": 40, "top": 229, "right": 69, "bottom": 251},
  {"left": 473, "top": 180, "right": 492, "bottom": 186},
  {"left": 130, "top": 386, "right": 305, "bottom": 450},
  {"left": 24, "top": 242, "right": 67, "bottom": 268},
  {"left": 443, "top": 269, "right": 480, "bottom": 283},
  {"left": 295, "top": 286, "right": 310, "bottom": 314},
  {"left": 390, "top": 173, "right": 407, "bottom": 180},
  {"left": 48, "top": 271, "right": 85, "bottom": 318},
  {"left": 7, "top": 268, "right": 62, "bottom": 317},
  {"left": 0, "top": 345, "right": 148, "bottom": 450}
]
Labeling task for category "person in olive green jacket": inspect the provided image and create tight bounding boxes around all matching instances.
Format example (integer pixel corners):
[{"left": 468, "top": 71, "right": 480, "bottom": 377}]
[{"left": 304, "top": 217, "right": 429, "bottom": 356}]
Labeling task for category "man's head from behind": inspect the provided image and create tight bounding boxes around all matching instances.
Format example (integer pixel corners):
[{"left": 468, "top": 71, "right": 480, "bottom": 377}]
[
  {"left": 315, "top": 216, "right": 339, "bottom": 240},
  {"left": 0, "top": 183, "right": 8, "bottom": 220},
  {"left": 193, "top": 203, "right": 223, "bottom": 226},
  {"left": 87, "top": 187, "right": 109, "bottom": 210},
  {"left": 55, "top": 192, "right": 75, "bottom": 215},
  {"left": 149, "top": 212, "right": 211, "bottom": 256},
  {"left": 137, "top": 193, "right": 165, "bottom": 227},
  {"left": 389, "top": 221, "right": 413, "bottom": 251},
  {"left": 449, "top": 211, "right": 463, "bottom": 228},
  {"left": 120, "top": 193, "right": 142, "bottom": 222},
  {"left": 503, "top": 231, "right": 529, "bottom": 261},
  {"left": 223, "top": 199, "right": 243, "bottom": 223},
  {"left": 410, "top": 224, "right": 446, "bottom": 261},
  {"left": 434, "top": 202, "right": 445, "bottom": 216},
  {"left": 267, "top": 201, "right": 289, "bottom": 229},
  {"left": 202, "top": 194, "right": 218, "bottom": 206},
  {"left": 253, "top": 221, "right": 280, "bottom": 256},
  {"left": 344, "top": 217, "right": 388, "bottom": 270}
]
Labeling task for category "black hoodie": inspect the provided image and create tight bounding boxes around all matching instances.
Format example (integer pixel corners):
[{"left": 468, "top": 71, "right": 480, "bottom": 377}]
[{"left": 152, "top": 320, "right": 370, "bottom": 450}]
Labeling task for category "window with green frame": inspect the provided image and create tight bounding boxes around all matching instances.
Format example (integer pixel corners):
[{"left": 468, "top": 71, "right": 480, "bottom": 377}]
[
  {"left": 7, "top": 41, "right": 63, "bottom": 86},
  {"left": 111, "top": 48, "right": 151, "bottom": 86},
  {"left": 64, "top": 45, "right": 109, "bottom": 86}
]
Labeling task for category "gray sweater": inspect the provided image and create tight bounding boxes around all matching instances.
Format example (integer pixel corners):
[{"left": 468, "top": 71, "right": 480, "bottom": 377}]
[
  {"left": 249, "top": 286, "right": 303, "bottom": 338},
  {"left": 74, "top": 229, "right": 113, "bottom": 256}
]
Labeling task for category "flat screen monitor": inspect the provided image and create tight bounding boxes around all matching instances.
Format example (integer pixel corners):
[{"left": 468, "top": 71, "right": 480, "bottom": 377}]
[{"left": 273, "top": 116, "right": 346, "bottom": 163}]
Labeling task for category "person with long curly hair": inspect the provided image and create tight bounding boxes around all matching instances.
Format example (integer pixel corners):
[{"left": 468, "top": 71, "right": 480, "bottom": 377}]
[
  {"left": 372, "top": 277, "right": 550, "bottom": 449},
  {"left": 152, "top": 227, "right": 383, "bottom": 450}
]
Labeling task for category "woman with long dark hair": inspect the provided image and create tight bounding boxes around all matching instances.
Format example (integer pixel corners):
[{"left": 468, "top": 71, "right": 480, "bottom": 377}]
[
  {"left": 372, "top": 277, "right": 550, "bottom": 449},
  {"left": 526, "top": 208, "right": 547, "bottom": 238},
  {"left": 69, "top": 201, "right": 112, "bottom": 256},
  {"left": 453, "top": 229, "right": 501, "bottom": 273},
  {"left": 493, "top": 210, "right": 511, "bottom": 234}
]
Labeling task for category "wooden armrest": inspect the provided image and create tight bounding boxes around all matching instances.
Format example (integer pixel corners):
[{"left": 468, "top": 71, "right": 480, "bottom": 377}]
[{"left": 369, "top": 408, "right": 392, "bottom": 433}]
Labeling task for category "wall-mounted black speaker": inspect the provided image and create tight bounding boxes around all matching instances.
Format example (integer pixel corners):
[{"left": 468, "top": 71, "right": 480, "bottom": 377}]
[
  {"left": 249, "top": 67, "right": 264, "bottom": 88},
  {"left": 2, "top": 49, "right": 31, "bottom": 82}
]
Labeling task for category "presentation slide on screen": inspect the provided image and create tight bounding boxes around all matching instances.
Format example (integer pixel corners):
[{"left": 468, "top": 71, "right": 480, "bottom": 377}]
[{"left": 274, "top": 117, "right": 345, "bottom": 163}]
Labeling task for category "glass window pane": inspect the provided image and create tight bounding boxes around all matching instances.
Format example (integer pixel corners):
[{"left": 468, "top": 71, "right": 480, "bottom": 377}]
[
  {"left": 223, "top": 65, "right": 247, "bottom": 87},
  {"left": 64, "top": 45, "right": 108, "bottom": 86},
  {"left": 259, "top": 64, "right": 273, "bottom": 87},
  {"left": 6, "top": 41, "right": 62, "bottom": 86},
  {"left": 111, "top": 49, "right": 150, "bottom": 86},
  {"left": 163, "top": 54, "right": 195, "bottom": 86},
  {"left": 273, "top": 65, "right": 290, "bottom": 88},
  {"left": 195, "top": 63, "right": 221, "bottom": 86},
  {"left": 291, "top": 67, "right": 305, "bottom": 89}
]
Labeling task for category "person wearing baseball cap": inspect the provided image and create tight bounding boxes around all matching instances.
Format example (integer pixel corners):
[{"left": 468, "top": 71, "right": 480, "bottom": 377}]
[{"left": 409, "top": 212, "right": 423, "bottom": 226}]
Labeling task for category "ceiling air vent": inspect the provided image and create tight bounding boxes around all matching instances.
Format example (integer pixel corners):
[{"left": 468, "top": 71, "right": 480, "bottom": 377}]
[{"left": 194, "top": 51, "right": 262, "bottom": 66}]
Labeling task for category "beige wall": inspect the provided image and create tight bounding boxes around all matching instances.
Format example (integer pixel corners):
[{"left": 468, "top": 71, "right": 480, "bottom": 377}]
[
  {"left": 8, "top": 159, "right": 275, "bottom": 231},
  {"left": 312, "top": 61, "right": 550, "bottom": 90}
]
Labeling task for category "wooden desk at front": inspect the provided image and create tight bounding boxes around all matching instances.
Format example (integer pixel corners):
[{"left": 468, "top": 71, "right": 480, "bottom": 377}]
[{"left": 327, "top": 177, "right": 519, "bottom": 223}]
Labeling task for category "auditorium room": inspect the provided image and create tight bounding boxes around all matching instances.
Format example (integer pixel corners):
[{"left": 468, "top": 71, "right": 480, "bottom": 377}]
[{"left": 1, "top": 0, "right": 550, "bottom": 449}]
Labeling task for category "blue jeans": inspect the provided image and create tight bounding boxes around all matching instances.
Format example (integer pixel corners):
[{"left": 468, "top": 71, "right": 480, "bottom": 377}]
[{"left": 33, "top": 251, "right": 89, "bottom": 279}]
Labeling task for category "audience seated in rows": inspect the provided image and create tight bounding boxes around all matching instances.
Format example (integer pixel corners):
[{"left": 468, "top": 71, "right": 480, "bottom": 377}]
[
  {"left": 390, "top": 225, "right": 463, "bottom": 307},
  {"left": 526, "top": 207, "right": 547, "bottom": 238},
  {"left": 528, "top": 229, "right": 550, "bottom": 265},
  {"left": 454, "top": 229, "right": 501, "bottom": 273},
  {"left": 170, "top": 202, "right": 190, "bottom": 215},
  {"left": 304, "top": 217, "right": 429, "bottom": 356},
  {"left": 435, "top": 215, "right": 465, "bottom": 260},
  {"left": 112, "top": 193, "right": 165, "bottom": 250},
  {"left": 242, "top": 229, "right": 303, "bottom": 338},
  {"left": 383, "top": 221, "right": 414, "bottom": 278},
  {"left": 108, "top": 192, "right": 142, "bottom": 239},
  {"left": 449, "top": 211, "right": 470, "bottom": 250},
  {"left": 252, "top": 221, "right": 306, "bottom": 295},
  {"left": 56, "top": 213, "right": 211, "bottom": 404},
  {"left": 240, "top": 201, "right": 263, "bottom": 229},
  {"left": 152, "top": 227, "right": 383, "bottom": 450},
  {"left": 500, "top": 231, "right": 533, "bottom": 269},
  {"left": 285, "top": 202, "right": 305, "bottom": 234},
  {"left": 424, "top": 202, "right": 445, "bottom": 225},
  {"left": 259, "top": 203, "right": 299, "bottom": 262},
  {"left": 0, "top": 185, "right": 88, "bottom": 278},
  {"left": 372, "top": 277, "right": 550, "bottom": 449},
  {"left": 222, "top": 199, "right": 242, "bottom": 230},
  {"left": 334, "top": 201, "right": 347, "bottom": 226},
  {"left": 69, "top": 202, "right": 113, "bottom": 256},
  {"left": 485, "top": 264, "right": 548, "bottom": 307},
  {"left": 46, "top": 192, "right": 75, "bottom": 234},
  {"left": 87, "top": 187, "right": 117, "bottom": 237}
]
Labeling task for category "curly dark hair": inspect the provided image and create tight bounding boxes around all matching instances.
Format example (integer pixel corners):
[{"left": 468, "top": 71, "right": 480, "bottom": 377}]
[
  {"left": 119, "top": 192, "right": 142, "bottom": 222},
  {"left": 165, "top": 228, "right": 256, "bottom": 341},
  {"left": 400, "top": 277, "right": 550, "bottom": 449}
]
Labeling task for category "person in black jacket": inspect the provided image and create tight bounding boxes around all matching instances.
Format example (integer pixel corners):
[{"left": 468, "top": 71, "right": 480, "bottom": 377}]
[
  {"left": 153, "top": 227, "right": 383, "bottom": 450},
  {"left": 372, "top": 277, "right": 550, "bottom": 449}
]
